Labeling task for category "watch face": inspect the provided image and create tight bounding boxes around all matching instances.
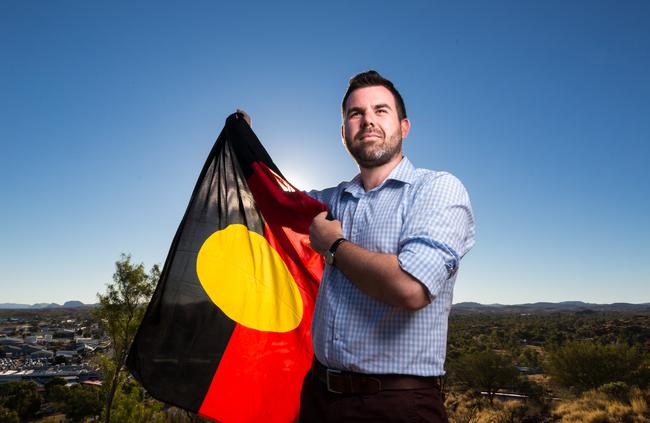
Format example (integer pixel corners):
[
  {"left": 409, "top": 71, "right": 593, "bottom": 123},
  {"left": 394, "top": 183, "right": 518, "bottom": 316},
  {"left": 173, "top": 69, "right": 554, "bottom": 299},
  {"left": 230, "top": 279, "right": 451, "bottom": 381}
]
[{"left": 325, "top": 251, "right": 334, "bottom": 265}]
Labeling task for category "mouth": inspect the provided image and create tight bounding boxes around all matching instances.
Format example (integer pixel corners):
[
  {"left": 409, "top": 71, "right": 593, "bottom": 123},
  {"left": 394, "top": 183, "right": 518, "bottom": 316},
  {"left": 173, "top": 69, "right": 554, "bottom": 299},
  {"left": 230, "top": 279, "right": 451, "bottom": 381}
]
[{"left": 358, "top": 131, "right": 382, "bottom": 140}]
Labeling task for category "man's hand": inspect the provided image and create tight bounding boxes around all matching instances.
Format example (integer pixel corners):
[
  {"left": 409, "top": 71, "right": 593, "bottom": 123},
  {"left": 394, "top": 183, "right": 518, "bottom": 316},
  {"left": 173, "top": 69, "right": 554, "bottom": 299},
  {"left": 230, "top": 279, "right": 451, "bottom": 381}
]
[
  {"left": 236, "top": 109, "right": 252, "bottom": 127},
  {"left": 309, "top": 211, "right": 343, "bottom": 255}
]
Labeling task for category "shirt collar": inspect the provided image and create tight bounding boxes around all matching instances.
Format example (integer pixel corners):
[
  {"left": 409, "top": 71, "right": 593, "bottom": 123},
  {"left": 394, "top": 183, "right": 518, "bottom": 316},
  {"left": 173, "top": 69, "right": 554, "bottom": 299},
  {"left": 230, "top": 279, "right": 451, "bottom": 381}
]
[{"left": 343, "top": 156, "right": 417, "bottom": 196}]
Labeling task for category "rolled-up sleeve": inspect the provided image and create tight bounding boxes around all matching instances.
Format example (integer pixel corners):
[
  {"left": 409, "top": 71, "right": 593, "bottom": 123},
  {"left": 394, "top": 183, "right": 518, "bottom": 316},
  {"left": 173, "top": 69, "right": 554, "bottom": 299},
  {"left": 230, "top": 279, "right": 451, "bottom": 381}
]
[{"left": 397, "top": 172, "right": 475, "bottom": 299}]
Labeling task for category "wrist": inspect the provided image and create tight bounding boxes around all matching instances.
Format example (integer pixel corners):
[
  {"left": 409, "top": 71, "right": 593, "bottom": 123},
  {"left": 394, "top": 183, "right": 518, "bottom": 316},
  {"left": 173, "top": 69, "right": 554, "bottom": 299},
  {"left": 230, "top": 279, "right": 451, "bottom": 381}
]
[{"left": 325, "top": 238, "right": 347, "bottom": 265}]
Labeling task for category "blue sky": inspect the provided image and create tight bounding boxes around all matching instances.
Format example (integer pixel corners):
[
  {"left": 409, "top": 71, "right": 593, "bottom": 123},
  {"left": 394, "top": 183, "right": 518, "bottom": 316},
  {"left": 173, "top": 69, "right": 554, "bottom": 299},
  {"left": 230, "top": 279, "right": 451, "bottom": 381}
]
[{"left": 1, "top": 1, "right": 648, "bottom": 305}]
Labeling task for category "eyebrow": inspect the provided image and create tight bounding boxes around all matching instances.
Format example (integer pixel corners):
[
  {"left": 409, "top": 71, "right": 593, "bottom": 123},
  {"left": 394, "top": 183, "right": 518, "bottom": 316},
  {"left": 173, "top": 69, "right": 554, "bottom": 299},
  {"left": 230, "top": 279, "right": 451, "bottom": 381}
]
[
  {"left": 373, "top": 103, "right": 392, "bottom": 111},
  {"left": 346, "top": 106, "right": 364, "bottom": 117},
  {"left": 346, "top": 103, "right": 393, "bottom": 117}
]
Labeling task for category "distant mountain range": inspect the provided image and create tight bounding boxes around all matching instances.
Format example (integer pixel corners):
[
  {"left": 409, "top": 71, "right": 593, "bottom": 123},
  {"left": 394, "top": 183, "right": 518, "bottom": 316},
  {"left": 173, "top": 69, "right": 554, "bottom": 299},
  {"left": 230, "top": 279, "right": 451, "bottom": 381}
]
[
  {"left": 1, "top": 300, "right": 648, "bottom": 311},
  {"left": 0, "top": 301, "right": 96, "bottom": 309},
  {"left": 452, "top": 301, "right": 650, "bottom": 312}
]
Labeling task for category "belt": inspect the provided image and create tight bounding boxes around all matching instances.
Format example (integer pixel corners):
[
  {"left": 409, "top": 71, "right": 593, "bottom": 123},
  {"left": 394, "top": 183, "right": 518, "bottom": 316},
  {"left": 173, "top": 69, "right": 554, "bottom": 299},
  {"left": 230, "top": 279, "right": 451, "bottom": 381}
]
[{"left": 312, "top": 359, "right": 442, "bottom": 395}]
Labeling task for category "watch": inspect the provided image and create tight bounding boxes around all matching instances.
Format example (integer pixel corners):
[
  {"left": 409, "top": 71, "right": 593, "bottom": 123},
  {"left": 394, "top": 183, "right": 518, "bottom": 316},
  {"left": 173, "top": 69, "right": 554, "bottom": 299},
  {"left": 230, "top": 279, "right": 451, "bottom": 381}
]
[{"left": 325, "top": 238, "right": 347, "bottom": 266}]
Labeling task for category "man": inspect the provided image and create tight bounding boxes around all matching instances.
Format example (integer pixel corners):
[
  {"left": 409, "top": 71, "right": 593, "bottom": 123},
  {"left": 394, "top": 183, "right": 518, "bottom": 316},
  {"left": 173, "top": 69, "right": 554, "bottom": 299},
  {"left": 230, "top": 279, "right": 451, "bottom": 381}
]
[{"left": 300, "top": 70, "right": 475, "bottom": 422}]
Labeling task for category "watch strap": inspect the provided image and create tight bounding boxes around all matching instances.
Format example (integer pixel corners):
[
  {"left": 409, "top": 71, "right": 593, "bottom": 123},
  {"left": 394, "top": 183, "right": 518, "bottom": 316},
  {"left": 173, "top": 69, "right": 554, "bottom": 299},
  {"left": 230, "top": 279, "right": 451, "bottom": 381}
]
[{"left": 328, "top": 238, "right": 347, "bottom": 255}]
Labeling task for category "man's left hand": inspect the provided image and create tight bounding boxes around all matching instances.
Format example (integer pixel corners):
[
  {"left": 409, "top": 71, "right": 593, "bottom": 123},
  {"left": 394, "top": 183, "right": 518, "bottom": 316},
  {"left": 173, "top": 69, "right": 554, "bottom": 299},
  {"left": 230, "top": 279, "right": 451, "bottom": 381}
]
[{"left": 309, "top": 211, "right": 343, "bottom": 256}]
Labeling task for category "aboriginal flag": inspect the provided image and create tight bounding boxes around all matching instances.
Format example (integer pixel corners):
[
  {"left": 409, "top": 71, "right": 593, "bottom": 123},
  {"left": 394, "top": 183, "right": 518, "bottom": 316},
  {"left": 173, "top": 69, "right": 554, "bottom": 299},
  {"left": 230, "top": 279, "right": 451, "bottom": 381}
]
[{"left": 126, "top": 113, "right": 326, "bottom": 422}]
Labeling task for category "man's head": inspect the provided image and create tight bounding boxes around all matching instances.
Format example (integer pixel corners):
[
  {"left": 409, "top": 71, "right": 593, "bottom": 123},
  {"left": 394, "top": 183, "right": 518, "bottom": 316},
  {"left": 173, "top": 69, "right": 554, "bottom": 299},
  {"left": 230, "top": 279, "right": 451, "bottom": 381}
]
[
  {"left": 341, "top": 70, "right": 410, "bottom": 169},
  {"left": 341, "top": 70, "right": 407, "bottom": 120}
]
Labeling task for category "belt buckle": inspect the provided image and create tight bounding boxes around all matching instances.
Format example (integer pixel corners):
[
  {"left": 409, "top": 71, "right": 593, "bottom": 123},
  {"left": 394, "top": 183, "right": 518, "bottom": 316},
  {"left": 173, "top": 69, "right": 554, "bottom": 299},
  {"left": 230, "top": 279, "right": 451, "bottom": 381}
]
[{"left": 326, "top": 368, "right": 343, "bottom": 394}]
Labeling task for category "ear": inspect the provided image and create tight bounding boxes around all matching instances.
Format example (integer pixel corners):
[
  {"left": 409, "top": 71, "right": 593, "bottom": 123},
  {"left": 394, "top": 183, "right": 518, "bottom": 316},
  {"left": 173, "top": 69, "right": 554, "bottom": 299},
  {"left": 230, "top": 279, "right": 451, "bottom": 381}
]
[
  {"left": 400, "top": 118, "right": 411, "bottom": 138},
  {"left": 341, "top": 124, "right": 345, "bottom": 140}
]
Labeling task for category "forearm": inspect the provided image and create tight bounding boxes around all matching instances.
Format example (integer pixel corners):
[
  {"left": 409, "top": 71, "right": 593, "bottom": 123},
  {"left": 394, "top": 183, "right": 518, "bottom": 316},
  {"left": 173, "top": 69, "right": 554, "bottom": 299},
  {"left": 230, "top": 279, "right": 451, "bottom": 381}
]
[
  {"left": 333, "top": 241, "right": 430, "bottom": 310},
  {"left": 310, "top": 210, "right": 430, "bottom": 310}
]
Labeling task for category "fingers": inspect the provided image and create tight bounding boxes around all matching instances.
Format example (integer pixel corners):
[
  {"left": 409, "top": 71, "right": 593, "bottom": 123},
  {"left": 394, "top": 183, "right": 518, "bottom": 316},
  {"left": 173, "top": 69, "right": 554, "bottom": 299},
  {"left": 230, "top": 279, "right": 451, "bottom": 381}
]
[
  {"left": 314, "top": 211, "right": 328, "bottom": 221},
  {"left": 309, "top": 211, "right": 344, "bottom": 256},
  {"left": 235, "top": 109, "right": 252, "bottom": 127},
  {"left": 310, "top": 212, "right": 329, "bottom": 255}
]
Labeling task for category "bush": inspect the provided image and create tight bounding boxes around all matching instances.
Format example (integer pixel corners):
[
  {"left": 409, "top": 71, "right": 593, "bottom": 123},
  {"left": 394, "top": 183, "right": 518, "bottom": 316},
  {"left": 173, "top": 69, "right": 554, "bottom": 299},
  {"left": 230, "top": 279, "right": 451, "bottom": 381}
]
[
  {"left": 547, "top": 342, "right": 643, "bottom": 393},
  {"left": 598, "top": 381, "right": 630, "bottom": 401},
  {"left": 448, "top": 350, "right": 519, "bottom": 403}
]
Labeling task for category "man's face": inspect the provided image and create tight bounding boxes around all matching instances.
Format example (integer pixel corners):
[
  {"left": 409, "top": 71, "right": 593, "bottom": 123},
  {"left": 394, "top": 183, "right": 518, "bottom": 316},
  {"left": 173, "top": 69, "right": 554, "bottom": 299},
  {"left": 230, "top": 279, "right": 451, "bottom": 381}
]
[{"left": 342, "top": 85, "right": 410, "bottom": 169}]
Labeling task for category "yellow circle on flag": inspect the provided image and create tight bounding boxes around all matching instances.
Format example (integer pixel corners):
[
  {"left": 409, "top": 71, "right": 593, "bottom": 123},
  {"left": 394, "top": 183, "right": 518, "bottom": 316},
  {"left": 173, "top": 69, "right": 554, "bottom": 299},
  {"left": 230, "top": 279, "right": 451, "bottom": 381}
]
[{"left": 196, "top": 224, "right": 303, "bottom": 332}]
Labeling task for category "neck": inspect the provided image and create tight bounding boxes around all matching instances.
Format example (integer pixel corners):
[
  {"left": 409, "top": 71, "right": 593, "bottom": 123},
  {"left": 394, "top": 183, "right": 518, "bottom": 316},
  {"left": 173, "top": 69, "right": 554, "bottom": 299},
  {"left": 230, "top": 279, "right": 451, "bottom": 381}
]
[{"left": 359, "top": 154, "right": 404, "bottom": 191}]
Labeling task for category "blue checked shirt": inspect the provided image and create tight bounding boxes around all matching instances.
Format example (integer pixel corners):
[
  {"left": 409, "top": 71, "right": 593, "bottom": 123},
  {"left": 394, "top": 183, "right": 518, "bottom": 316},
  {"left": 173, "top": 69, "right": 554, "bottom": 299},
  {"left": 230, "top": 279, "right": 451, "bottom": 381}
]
[{"left": 308, "top": 157, "right": 475, "bottom": 376}]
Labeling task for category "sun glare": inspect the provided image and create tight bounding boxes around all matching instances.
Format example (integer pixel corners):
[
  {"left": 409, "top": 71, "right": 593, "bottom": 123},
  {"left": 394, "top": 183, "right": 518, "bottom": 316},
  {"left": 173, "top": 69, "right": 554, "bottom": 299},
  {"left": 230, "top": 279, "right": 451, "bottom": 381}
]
[{"left": 281, "top": 167, "right": 316, "bottom": 192}]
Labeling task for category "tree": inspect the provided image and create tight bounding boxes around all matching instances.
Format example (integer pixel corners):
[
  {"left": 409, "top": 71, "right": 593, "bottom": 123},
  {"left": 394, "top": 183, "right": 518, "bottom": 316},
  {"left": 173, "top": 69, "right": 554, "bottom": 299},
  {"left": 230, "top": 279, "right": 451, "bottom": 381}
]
[
  {"left": 96, "top": 254, "right": 159, "bottom": 423},
  {"left": 109, "top": 378, "right": 165, "bottom": 423},
  {"left": 547, "top": 341, "right": 643, "bottom": 393},
  {"left": 0, "top": 381, "right": 41, "bottom": 421},
  {"left": 63, "top": 385, "right": 103, "bottom": 422},
  {"left": 44, "top": 377, "right": 68, "bottom": 413},
  {"left": 449, "top": 350, "right": 520, "bottom": 404},
  {"left": 517, "top": 348, "right": 542, "bottom": 368}
]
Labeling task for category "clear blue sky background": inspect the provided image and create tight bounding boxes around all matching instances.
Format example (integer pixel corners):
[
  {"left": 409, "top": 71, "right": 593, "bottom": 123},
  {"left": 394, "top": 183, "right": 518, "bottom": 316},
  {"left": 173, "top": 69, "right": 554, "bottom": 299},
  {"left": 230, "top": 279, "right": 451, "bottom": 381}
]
[{"left": 1, "top": 1, "right": 648, "bottom": 305}]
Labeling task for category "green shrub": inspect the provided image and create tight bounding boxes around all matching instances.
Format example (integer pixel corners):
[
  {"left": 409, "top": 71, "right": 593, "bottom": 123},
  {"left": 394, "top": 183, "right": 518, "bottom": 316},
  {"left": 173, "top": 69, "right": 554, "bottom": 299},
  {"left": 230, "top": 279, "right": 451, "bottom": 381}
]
[{"left": 547, "top": 342, "right": 643, "bottom": 392}]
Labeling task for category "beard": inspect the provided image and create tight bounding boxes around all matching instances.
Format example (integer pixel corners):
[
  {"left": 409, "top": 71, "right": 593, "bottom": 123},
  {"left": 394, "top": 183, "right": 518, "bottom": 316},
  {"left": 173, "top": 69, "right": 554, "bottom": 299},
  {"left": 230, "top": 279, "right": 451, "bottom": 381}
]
[{"left": 344, "top": 127, "right": 403, "bottom": 168}]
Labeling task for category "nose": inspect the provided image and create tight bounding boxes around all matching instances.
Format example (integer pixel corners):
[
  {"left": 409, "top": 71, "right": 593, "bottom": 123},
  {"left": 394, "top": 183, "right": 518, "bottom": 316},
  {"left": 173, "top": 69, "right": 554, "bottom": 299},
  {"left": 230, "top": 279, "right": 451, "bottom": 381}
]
[{"left": 361, "top": 112, "right": 375, "bottom": 127}]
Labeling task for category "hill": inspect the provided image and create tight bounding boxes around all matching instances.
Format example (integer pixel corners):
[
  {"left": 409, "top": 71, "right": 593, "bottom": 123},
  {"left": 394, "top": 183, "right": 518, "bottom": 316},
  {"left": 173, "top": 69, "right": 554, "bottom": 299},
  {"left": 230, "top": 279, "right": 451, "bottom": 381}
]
[
  {"left": 452, "top": 301, "right": 650, "bottom": 313},
  {"left": 0, "top": 301, "right": 94, "bottom": 309}
]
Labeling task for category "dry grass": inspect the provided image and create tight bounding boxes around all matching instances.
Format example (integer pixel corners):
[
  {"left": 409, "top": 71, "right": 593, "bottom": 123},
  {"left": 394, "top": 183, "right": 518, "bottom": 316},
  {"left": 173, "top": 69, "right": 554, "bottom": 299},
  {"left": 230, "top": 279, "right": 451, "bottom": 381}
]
[
  {"left": 445, "top": 390, "right": 544, "bottom": 423},
  {"left": 552, "top": 387, "right": 650, "bottom": 423},
  {"left": 631, "top": 389, "right": 649, "bottom": 416},
  {"left": 445, "top": 387, "right": 650, "bottom": 423}
]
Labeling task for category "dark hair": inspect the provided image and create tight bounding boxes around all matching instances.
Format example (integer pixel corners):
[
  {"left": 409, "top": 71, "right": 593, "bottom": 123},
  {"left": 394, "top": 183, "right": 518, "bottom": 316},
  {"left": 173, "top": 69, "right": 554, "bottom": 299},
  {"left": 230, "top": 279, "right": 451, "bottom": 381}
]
[{"left": 341, "top": 70, "right": 407, "bottom": 120}]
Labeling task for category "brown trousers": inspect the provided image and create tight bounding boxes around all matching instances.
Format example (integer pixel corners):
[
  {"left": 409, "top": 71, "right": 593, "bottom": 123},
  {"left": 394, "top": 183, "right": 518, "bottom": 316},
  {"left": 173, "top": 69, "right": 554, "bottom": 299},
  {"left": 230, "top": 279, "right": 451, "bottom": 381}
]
[{"left": 299, "top": 369, "right": 449, "bottom": 423}]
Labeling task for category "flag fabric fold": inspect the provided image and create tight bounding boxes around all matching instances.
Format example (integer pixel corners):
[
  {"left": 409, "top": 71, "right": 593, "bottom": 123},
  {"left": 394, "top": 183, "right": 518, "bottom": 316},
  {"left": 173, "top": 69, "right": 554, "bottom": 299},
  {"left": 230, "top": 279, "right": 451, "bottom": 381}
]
[{"left": 126, "top": 113, "right": 326, "bottom": 422}]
